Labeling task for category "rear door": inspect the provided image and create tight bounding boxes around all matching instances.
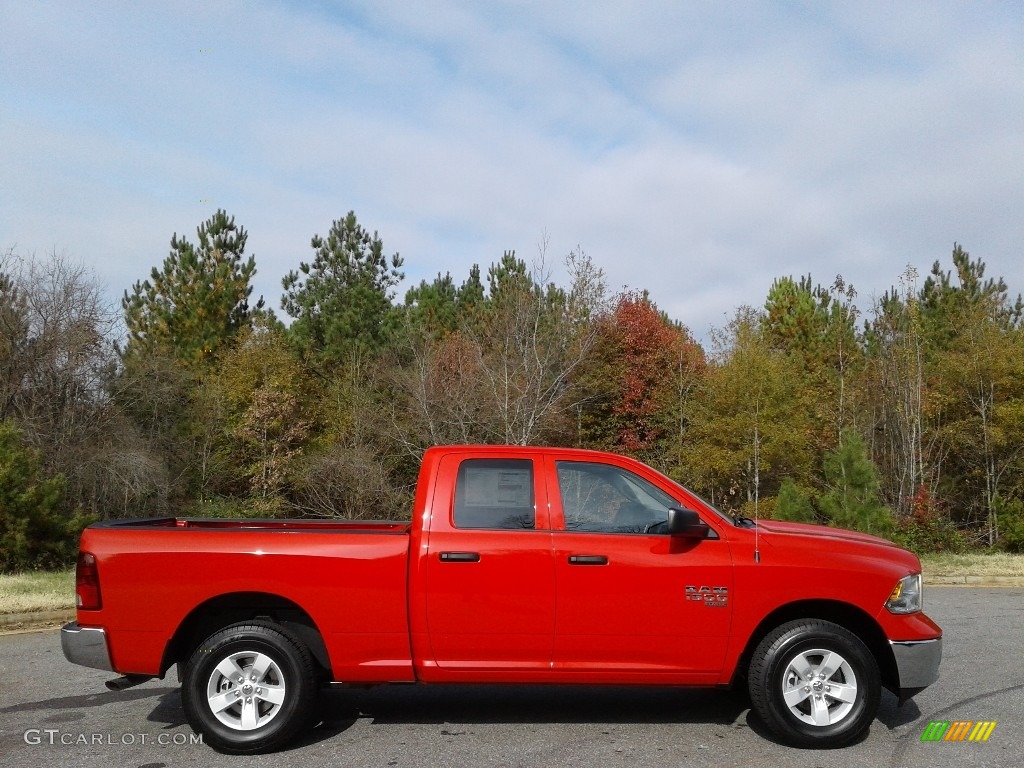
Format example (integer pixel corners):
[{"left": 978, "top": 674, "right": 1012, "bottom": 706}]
[{"left": 423, "top": 453, "right": 555, "bottom": 672}]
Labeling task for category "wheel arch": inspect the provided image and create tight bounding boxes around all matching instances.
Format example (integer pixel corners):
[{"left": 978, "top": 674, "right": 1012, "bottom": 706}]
[
  {"left": 733, "top": 600, "right": 898, "bottom": 694},
  {"left": 161, "top": 592, "right": 331, "bottom": 679}
]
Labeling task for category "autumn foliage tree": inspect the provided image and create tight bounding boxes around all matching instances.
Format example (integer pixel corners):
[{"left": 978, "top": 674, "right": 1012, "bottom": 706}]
[
  {"left": 681, "top": 307, "right": 815, "bottom": 514},
  {"left": 577, "top": 292, "right": 704, "bottom": 468}
]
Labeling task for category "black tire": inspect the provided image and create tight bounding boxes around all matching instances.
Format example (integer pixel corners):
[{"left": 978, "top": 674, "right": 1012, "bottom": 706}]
[
  {"left": 182, "top": 621, "right": 318, "bottom": 754},
  {"left": 748, "top": 619, "right": 880, "bottom": 748}
]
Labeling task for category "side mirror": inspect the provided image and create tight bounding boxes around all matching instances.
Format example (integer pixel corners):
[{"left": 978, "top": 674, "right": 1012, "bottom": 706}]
[{"left": 667, "top": 506, "right": 710, "bottom": 539}]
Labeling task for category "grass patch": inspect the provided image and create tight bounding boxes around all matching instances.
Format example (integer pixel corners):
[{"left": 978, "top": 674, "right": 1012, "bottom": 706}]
[
  {"left": 0, "top": 570, "right": 75, "bottom": 614},
  {"left": 920, "top": 551, "right": 1024, "bottom": 578}
]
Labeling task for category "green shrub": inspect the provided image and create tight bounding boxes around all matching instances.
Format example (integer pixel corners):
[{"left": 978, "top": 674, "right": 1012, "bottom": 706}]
[
  {"left": 818, "top": 432, "right": 893, "bottom": 536},
  {"left": 0, "top": 420, "right": 83, "bottom": 572},
  {"left": 995, "top": 497, "right": 1024, "bottom": 554},
  {"left": 774, "top": 478, "right": 818, "bottom": 523}
]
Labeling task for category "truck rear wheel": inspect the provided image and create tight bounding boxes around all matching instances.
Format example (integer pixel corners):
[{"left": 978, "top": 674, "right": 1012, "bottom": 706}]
[
  {"left": 748, "top": 619, "right": 880, "bottom": 747},
  {"left": 182, "top": 621, "right": 317, "bottom": 754}
]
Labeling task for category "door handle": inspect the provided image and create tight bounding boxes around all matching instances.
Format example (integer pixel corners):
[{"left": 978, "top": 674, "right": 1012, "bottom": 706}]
[
  {"left": 439, "top": 551, "right": 481, "bottom": 563},
  {"left": 568, "top": 554, "right": 609, "bottom": 565}
]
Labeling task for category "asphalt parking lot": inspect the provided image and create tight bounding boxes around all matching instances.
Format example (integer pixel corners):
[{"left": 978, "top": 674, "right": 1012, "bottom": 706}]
[{"left": 1, "top": 587, "right": 1021, "bottom": 768}]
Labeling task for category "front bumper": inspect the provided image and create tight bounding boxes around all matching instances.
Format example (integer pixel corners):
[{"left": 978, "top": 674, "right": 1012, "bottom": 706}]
[
  {"left": 890, "top": 636, "right": 942, "bottom": 700},
  {"left": 61, "top": 622, "right": 113, "bottom": 671}
]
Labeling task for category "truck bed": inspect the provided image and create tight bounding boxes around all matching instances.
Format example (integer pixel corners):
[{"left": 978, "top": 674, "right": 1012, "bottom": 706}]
[{"left": 76, "top": 517, "right": 414, "bottom": 682}]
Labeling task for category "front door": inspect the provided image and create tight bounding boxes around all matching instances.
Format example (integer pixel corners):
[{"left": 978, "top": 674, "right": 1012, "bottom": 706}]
[{"left": 549, "top": 458, "right": 733, "bottom": 680}]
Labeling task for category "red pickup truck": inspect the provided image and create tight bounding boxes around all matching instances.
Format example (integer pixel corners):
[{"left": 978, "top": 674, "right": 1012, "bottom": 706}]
[{"left": 62, "top": 445, "right": 941, "bottom": 753}]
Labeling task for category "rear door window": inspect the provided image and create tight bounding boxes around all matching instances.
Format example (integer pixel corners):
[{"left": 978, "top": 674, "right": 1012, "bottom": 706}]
[{"left": 453, "top": 459, "right": 535, "bottom": 530}]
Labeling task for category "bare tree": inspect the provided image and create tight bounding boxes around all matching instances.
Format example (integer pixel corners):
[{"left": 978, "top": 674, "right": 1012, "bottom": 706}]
[
  {"left": 866, "top": 267, "right": 940, "bottom": 517},
  {"left": 400, "top": 245, "right": 608, "bottom": 451},
  {"left": 0, "top": 246, "right": 31, "bottom": 420},
  {"left": 1, "top": 249, "right": 170, "bottom": 517},
  {"left": 290, "top": 445, "right": 409, "bottom": 520}
]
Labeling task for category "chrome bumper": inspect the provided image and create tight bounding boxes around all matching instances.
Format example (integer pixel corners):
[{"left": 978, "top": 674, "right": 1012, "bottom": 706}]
[
  {"left": 61, "top": 622, "right": 113, "bottom": 672},
  {"left": 890, "top": 636, "right": 942, "bottom": 691}
]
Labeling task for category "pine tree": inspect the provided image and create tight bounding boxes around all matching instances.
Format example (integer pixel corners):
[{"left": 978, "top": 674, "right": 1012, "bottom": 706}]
[
  {"left": 122, "top": 210, "right": 258, "bottom": 365},
  {"left": 457, "top": 264, "right": 486, "bottom": 319},
  {"left": 281, "top": 211, "right": 404, "bottom": 370},
  {"left": 403, "top": 272, "right": 460, "bottom": 340},
  {"left": 0, "top": 419, "right": 72, "bottom": 571},
  {"left": 920, "top": 243, "right": 1023, "bottom": 344},
  {"left": 819, "top": 431, "right": 892, "bottom": 535},
  {"left": 763, "top": 275, "right": 828, "bottom": 362}
]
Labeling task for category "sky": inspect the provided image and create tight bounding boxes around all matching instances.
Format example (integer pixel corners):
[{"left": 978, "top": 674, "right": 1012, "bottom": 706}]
[{"left": 2, "top": 1, "right": 1022, "bottom": 345}]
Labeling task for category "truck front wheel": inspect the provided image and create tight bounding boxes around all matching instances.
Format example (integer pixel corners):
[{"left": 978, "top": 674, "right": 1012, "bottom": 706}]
[
  {"left": 181, "top": 621, "right": 317, "bottom": 754},
  {"left": 748, "top": 619, "right": 880, "bottom": 747}
]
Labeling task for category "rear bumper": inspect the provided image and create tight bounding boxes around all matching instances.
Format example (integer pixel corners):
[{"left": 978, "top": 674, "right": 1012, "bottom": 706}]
[
  {"left": 890, "top": 636, "right": 942, "bottom": 701},
  {"left": 61, "top": 622, "right": 113, "bottom": 672}
]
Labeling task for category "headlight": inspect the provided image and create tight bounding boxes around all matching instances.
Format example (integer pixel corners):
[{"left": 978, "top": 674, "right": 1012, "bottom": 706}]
[{"left": 885, "top": 573, "right": 923, "bottom": 614}]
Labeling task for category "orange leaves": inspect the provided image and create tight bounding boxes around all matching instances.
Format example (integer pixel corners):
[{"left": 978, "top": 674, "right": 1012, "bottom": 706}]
[{"left": 599, "top": 292, "right": 704, "bottom": 454}]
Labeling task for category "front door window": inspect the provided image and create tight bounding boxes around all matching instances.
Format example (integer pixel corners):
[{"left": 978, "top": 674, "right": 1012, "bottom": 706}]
[{"left": 556, "top": 461, "right": 676, "bottom": 533}]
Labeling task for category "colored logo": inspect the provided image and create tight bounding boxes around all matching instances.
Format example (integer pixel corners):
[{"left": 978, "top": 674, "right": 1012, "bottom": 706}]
[{"left": 920, "top": 721, "right": 996, "bottom": 742}]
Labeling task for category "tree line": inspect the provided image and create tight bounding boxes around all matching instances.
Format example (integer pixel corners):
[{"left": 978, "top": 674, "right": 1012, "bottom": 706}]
[{"left": 2, "top": 209, "right": 1023, "bottom": 570}]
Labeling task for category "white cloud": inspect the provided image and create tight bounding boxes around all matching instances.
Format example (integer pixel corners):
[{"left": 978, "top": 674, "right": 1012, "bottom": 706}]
[{"left": 1, "top": 0, "right": 1021, "bottom": 345}]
